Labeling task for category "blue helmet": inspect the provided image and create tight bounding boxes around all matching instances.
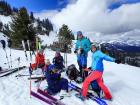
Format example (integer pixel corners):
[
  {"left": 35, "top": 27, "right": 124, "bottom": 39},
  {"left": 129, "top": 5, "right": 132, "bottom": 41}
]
[{"left": 48, "top": 64, "right": 58, "bottom": 71}]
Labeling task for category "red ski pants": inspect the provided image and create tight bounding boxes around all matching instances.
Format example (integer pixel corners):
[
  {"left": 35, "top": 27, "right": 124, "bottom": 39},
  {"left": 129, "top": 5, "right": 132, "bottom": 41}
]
[{"left": 82, "top": 71, "right": 112, "bottom": 99}]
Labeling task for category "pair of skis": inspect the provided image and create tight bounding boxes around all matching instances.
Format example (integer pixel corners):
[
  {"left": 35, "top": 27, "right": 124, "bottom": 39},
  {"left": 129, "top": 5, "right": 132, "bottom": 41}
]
[
  {"left": 0, "top": 66, "right": 26, "bottom": 77},
  {"left": 31, "top": 88, "right": 65, "bottom": 105},
  {"left": 68, "top": 82, "right": 108, "bottom": 105},
  {"left": 22, "top": 40, "right": 32, "bottom": 61}
]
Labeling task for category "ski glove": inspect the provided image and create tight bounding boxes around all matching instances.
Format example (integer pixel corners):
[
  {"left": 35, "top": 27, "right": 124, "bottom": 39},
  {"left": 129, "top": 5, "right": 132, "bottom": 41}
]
[
  {"left": 82, "top": 65, "right": 87, "bottom": 69},
  {"left": 80, "top": 49, "right": 84, "bottom": 54},
  {"left": 74, "top": 49, "right": 77, "bottom": 53},
  {"left": 115, "top": 59, "right": 121, "bottom": 64},
  {"left": 88, "top": 67, "right": 91, "bottom": 70}
]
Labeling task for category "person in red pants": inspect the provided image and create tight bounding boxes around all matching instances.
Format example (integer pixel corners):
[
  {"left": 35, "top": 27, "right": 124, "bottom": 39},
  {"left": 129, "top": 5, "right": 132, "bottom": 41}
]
[
  {"left": 31, "top": 49, "right": 45, "bottom": 70},
  {"left": 80, "top": 43, "right": 121, "bottom": 101}
]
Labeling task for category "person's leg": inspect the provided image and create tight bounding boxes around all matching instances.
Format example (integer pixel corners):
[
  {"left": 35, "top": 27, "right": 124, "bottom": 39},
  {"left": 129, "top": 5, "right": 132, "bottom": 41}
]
[
  {"left": 77, "top": 59, "right": 82, "bottom": 77},
  {"left": 82, "top": 71, "right": 102, "bottom": 97},
  {"left": 82, "top": 55, "right": 88, "bottom": 80},
  {"left": 97, "top": 78, "right": 112, "bottom": 99},
  {"left": 60, "top": 78, "right": 69, "bottom": 91}
]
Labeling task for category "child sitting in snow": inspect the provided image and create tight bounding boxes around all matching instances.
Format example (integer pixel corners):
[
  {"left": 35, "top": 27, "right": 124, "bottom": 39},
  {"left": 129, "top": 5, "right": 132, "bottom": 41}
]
[
  {"left": 44, "top": 63, "right": 70, "bottom": 96},
  {"left": 31, "top": 49, "right": 45, "bottom": 70}
]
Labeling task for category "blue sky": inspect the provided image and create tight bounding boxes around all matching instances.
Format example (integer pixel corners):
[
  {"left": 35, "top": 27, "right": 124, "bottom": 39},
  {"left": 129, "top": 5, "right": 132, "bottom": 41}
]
[
  {"left": 5, "top": 0, "right": 69, "bottom": 12},
  {"left": 5, "top": 0, "right": 140, "bottom": 12},
  {"left": 108, "top": 0, "right": 140, "bottom": 9}
]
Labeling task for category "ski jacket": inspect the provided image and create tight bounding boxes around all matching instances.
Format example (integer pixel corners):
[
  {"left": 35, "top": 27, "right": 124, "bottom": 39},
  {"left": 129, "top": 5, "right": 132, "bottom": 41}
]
[
  {"left": 75, "top": 37, "right": 91, "bottom": 56},
  {"left": 53, "top": 56, "right": 64, "bottom": 70},
  {"left": 45, "top": 64, "right": 62, "bottom": 94},
  {"left": 91, "top": 50, "right": 115, "bottom": 72},
  {"left": 35, "top": 53, "right": 45, "bottom": 65}
]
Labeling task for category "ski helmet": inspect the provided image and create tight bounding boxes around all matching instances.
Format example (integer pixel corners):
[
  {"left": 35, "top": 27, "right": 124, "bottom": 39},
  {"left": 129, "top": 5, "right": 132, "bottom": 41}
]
[{"left": 91, "top": 42, "right": 100, "bottom": 50}]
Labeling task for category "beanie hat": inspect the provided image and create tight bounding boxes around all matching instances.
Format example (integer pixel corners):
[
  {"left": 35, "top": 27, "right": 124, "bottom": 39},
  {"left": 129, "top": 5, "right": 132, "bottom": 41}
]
[{"left": 77, "top": 31, "right": 83, "bottom": 36}]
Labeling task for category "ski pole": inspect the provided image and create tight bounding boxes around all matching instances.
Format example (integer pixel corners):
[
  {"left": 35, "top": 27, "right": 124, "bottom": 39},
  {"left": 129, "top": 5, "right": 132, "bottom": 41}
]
[
  {"left": 29, "top": 63, "right": 32, "bottom": 98},
  {"left": 9, "top": 48, "right": 12, "bottom": 68},
  {"left": 27, "top": 40, "right": 32, "bottom": 61},
  {"left": 3, "top": 49, "right": 10, "bottom": 69},
  {"left": 22, "top": 40, "right": 28, "bottom": 61},
  {"left": 17, "top": 57, "right": 20, "bottom": 75}
]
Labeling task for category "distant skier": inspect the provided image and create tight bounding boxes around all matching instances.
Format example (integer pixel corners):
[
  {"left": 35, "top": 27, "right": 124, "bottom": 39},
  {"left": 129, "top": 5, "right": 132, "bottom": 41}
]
[
  {"left": 74, "top": 31, "right": 91, "bottom": 80},
  {"left": 44, "top": 64, "right": 70, "bottom": 96},
  {"left": 0, "top": 40, "right": 6, "bottom": 49},
  {"left": 7, "top": 39, "right": 12, "bottom": 48},
  {"left": 31, "top": 49, "right": 45, "bottom": 70},
  {"left": 53, "top": 51, "right": 65, "bottom": 71},
  {"left": 78, "top": 43, "right": 121, "bottom": 101}
]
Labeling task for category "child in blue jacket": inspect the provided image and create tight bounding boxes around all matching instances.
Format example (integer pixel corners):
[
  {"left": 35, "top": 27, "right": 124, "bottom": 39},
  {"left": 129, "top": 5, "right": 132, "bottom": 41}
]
[
  {"left": 45, "top": 64, "right": 69, "bottom": 96},
  {"left": 80, "top": 43, "right": 121, "bottom": 101}
]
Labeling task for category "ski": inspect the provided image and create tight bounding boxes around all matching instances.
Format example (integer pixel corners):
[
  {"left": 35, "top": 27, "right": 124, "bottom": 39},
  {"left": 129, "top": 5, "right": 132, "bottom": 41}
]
[
  {"left": 34, "top": 77, "right": 46, "bottom": 83},
  {"left": 68, "top": 82, "right": 108, "bottom": 105},
  {"left": 27, "top": 40, "right": 32, "bottom": 61},
  {"left": 28, "top": 76, "right": 45, "bottom": 80},
  {"left": 0, "top": 66, "right": 26, "bottom": 77},
  {"left": 31, "top": 90, "right": 54, "bottom": 105},
  {"left": 37, "top": 88, "right": 65, "bottom": 105},
  {"left": 22, "top": 40, "right": 28, "bottom": 61}
]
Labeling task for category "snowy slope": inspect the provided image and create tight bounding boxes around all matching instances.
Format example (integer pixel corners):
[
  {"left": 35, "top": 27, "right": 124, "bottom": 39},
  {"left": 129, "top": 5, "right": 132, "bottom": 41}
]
[
  {"left": 0, "top": 47, "right": 140, "bottom": 105},
  {"left": 38, "top": 31, "right": 58, "bottom": 46},
  {"left": 0, "top": 15, "right": 11, "bottom": 24}
]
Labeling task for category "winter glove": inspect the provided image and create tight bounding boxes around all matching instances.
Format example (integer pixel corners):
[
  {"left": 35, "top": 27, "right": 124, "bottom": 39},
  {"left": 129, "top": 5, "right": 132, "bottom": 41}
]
[
  {"left": 74, "top": 49, "right": 77, "bottom": 53},
  {"left": 82, "top": 65, "right": 87, "bottom": 69},
  {"left": 57, "top": 73, "right": 61, "bottom": 81},
  {"left": 115, "top": 59, "right": 121, "bottom": 64},
  {"left": 88, "top": 67, "right": 91, "bottom": 70},
  {"left": 80, "top": 49, "right": 84, "bottom": 54}
]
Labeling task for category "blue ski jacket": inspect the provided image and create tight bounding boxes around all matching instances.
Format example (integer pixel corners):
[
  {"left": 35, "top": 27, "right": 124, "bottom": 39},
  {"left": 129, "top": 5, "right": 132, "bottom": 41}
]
[{"left": 91, "top": 50, "right": 115, "bottom": 72}]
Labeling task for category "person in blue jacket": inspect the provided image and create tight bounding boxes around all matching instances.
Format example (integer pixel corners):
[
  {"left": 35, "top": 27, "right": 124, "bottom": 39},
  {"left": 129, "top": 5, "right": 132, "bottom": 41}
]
[
  {"left": 74, "top": 31, "right": 91, "bottom": 80},
  {"left": 45, "top": 64, "right": 69, "bottom": 95},
  {"left": 80, "top": 43, "right": 121, "bottom": 101}
]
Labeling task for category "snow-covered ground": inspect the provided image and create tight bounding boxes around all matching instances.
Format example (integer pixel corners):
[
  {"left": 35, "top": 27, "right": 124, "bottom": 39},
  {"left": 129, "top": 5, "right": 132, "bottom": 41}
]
[{"left": 0, "top": 44, "right": 140, "bottom": 105}]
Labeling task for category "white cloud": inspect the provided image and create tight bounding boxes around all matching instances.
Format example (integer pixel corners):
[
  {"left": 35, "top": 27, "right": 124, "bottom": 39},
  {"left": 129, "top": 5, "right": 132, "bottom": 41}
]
[
  {"left": 51, "top": 0, "right": 140, "bottom": 34},
  {"left": 34, "top": 10, "right": 59, "bottom": 20}
]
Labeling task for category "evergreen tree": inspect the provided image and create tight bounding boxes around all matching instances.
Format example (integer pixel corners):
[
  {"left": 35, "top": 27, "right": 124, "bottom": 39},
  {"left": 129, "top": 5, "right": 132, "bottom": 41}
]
[
  {"left": 43, "top": 18, "right": 53, "bottom": 35},
  {"left": 10, "top": 7, "right": 35, "bottom": 48},
  {"left": 3, "top": 24, "right": 10, "bottom": 36},
  {"left": 30, "top": 12, "right": 35, "bottom": 22},
  {"left": 0, "top": 1, "right": 12, "bottom": 15},
  {"left": 58, "top": 24, "right": 74, "bottom": 42},
  {"left": 0, "top": 21, "right": 3, "bottom": 31},
  {"left": 13, "top": 7, "right": 18, "bottom": 13}
]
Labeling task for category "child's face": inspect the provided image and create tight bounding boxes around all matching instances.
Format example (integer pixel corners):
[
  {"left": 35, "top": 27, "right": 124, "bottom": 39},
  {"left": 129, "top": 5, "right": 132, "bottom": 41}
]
[{"left": 91, "top": 46, "right": 96, "bottom": 52}]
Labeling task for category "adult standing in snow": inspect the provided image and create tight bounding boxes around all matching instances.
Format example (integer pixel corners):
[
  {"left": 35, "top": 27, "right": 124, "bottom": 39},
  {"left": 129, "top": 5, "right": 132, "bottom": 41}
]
[
  {"left": 74, "top": 31, "right": 91, "bottom": 80},
  {"left": 80, "top": 43, "right": 121, "bottom": 101},
  {"left": 7, "top": 39, "right": 12, "bottom": 48},
  {"left": 0, "top": 40, "right": 6, "bottom": 49}
]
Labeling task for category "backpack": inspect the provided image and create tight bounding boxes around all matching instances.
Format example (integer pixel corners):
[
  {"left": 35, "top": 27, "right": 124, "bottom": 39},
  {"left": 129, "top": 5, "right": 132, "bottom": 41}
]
[{"left": 66, "top": 64, "right": 79, "bottom": 81}]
